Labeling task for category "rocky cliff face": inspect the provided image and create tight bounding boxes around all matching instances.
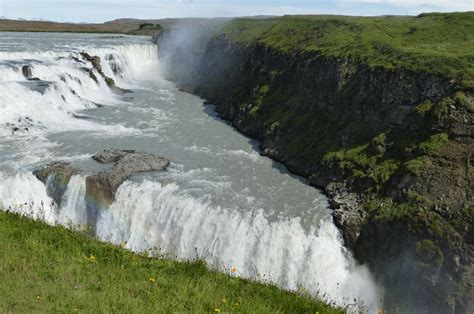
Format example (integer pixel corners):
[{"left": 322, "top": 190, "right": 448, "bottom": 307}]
[{"left": 159, "top": 34, "right": 473, "bottom": 313}]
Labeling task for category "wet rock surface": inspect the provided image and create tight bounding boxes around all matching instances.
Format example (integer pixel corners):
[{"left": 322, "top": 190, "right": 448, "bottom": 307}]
[
  {"left": 21, "top": 64, "right": 40, "bottom": 81},
  {"left": 21, "top": 65, "right": 32, "bottom": 79},
  {"left": 91, "top": 148, "right": 135, "bottom": 163},
  {"left": 33, "top": 162, "right": 78, "bottom": 206},
  {"left": 86, "top": 149, "right": 170, "bottom": 206},
  {"left": 326, "top": 182, "right": 367, "bottom": 249},
  {"left": 33, "top": 150, "right": 169, "bottom": 209},
  {"left": 78, "top": 52, "right": 131, "bottom": 94}
]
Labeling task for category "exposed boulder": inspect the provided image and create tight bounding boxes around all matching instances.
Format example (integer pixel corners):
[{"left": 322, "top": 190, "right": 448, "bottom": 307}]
[
  {"left": 21, "top": 65, "right": 40, "bottom": 81},
  {"left": 80, "top": 52, "right": 103, "bottom": 73},
  {"left": 33, "top": 150, "right": 169, "bottom": 209},
  {"left": 91, "top": 148, "right": 135, "bottom": 163},
  {"left": 21, "top": 65, "right": 32, "bottom": 79},
  {"left": 32, "top": 150, "right": 169, "bottom": 231},
  {"left": 33, "top": 162, "right": 78, "bottom": 206},
  {"left": 86, "top": 149, "right": 170, "bottom": 207},
  {"left": 326, "top": 182, "right": 368, "bottom": 249}
]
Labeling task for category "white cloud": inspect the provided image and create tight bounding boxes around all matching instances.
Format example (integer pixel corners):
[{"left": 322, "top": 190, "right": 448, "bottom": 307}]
[{"left": 341, "top": 0, "right": 473, "bottom": 13}]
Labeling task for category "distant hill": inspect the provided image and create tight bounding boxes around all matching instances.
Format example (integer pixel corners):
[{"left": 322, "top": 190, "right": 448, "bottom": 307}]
[
  {"left": 0, "top": 17, "right": 231, "bottom": 35},
  {"left": 0, "top": 19, "right": 137, "bottom": 34}
]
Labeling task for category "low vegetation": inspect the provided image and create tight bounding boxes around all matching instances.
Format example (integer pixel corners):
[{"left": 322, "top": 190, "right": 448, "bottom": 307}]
[
  {"left": 0, "top": 211, "right": 340, "bottom": 313},
  {"left": 221, "top": 12, "right": 474, "bottom": 81}
]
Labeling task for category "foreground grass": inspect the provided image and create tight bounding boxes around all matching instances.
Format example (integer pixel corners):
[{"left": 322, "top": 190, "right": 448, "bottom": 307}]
[{"left": 0, "top": 211, "right": 340, "bottom": 313}]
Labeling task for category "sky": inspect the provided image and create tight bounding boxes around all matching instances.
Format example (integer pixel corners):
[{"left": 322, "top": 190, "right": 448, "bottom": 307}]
[{"left": 0, "top": 0, "right": 472, "bottom": 23}]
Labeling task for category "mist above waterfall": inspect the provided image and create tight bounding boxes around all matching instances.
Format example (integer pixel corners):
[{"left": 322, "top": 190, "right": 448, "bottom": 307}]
[{"left": 156, "top": 19, "right": 230, "bottom": 85}]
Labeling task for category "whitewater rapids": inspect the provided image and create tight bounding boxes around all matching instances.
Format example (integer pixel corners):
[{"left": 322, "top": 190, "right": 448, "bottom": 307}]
[{"left": 0, "top": 32, "right": 381, "bottom": 311}]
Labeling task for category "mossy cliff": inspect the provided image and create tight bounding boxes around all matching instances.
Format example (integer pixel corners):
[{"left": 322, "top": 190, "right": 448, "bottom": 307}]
[{"left": 158, "top": 13, "right": 474, "bottom": 313}]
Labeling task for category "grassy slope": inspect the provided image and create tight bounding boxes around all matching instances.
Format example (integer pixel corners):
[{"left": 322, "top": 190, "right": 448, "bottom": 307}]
[
  {"left": 221, "top": 12, "right": 474, "bottom": 81},
  {"left": 0, "top": 211, "right": 340, "bottom": 313}
]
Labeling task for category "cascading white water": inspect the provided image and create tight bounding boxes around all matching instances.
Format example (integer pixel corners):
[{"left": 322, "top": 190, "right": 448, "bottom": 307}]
[
  {"left": 0, "top": 32, "right": 381, "bottom": 312},
  {"left": 97, "top": 179, "right": 379, "bottom": 308},
  {"left": 0, "top": 171, "right": 56, "bottom": 224},
  {"left": 0, "top": 43, "right": 158, "bottom": 138},
  {"left": 59, "top": 175, "right": 88, "bottom": 227}
]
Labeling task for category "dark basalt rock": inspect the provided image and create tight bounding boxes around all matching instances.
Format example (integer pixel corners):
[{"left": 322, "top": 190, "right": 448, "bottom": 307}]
[
  {"left": 326, "top": 182, "right": 367, "bottom": 249},
  {"left": 80, "top": 52, "right": 103, "bottom": 73},
  {"left": 21, "top": 65, "right": 32, "bottom": 79},
  {"left": 91, "top": 148, "right": 135, "bottom": 163},
  {"left": 160, "top": 34, "right": 473, "bottom": 313},
  {"left": 21, "top": 65, "right": 40, "bottom": 81},
  {"left": 33, "top": 162, "right": 78, "bottom": 206},
  {"left": 78, "top": 52, "right": 131, "bottom": 94}
]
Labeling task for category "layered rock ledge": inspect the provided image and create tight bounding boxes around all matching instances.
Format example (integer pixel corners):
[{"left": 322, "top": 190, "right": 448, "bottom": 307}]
[
  {"left": 86, "top": 149, "right": 170, "bottom": 206},
  {"left": 33, "top": 149, "right": 170, "bottom": 209}
]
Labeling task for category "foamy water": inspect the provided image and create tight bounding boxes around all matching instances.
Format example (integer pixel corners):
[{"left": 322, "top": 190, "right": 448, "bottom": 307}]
[{"left": 0, "top": 32, "right": 381, "bottom": 311}]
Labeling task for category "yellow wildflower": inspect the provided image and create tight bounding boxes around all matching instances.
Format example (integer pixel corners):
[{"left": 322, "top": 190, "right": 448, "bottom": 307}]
[
  {"left": 36, "top": 296, "right": 43, "bottom": 300},
  {"left": 221, "top": 298, "right": 227, "bottom": 303},
  {"left": 214, "top": 308, "right": 221, "bottom": 313},
  {"left": 87, "top": 255, "right": 96, "bottom": 262},
  {"left": 148, "top": 277, "right": 156, "bottom": 283}
]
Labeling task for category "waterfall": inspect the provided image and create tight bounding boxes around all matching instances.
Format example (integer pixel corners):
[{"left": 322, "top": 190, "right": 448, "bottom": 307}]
[
  {"left": 0, "top": 33, "right": 381, "bottom": 312},
  {"left": 0, "top": 43, "right": 160, "bottom": 137}
]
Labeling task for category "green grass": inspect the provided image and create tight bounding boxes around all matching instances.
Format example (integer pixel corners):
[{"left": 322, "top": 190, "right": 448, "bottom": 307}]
[
  {"left": 0, "top": 211, "right": 341, "bottom": 313},
  {"left": 220, "top": 12, "right": 474, "bottom": 80}
]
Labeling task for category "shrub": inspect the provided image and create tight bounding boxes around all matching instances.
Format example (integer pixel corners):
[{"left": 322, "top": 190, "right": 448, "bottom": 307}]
[
  {"left": 404, "top": 156, "right": 433, "bottom": 176},
  {"left": 416, "top": 239, "right": 444, "bottom": 267},
  {"left": 418, "top": 133, "right": 449, "bottom": 154}
]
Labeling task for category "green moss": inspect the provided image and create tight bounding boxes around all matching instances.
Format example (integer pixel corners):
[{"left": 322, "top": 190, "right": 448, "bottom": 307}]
[
  {"left": 323, "top": 143, "right": 400, "bottom": 190},
  {"left": 454, "top": 91, "right": 474, "bottom": 112},
  {"left": 365, "top": 197, "right": 460, "bottom": 241},
  {"left": 413, "top": 100, "right": 433, "bottom": 115},
  {"left": 405, "top": 190, "right": 427, "bottom": 204},
  {"left": 418, "top": 133, "right": 449, "bottom": 154},
  {"left": 249, "top": 85, "right": 271, "bottom": 116},
  {"left": 370, "top": 133, "right": 387, "bottom": 155},
  {"left": 416, "top": 240, "right": 444, "bottom": 268},
  {"left": 323, "top": 144, "right": 370, "bottom": 166},
  {"left": 404, "top": 156, "right": 433, "bottom": 176},
  {"left": 432, "top": 97, "right": 453, "bottom": 122},
  {"left": 374, "top": 200, "right": 419, "bottom": 221},
  {"left": 370, "top": 160, "right": 400, "bottom": 187}
]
